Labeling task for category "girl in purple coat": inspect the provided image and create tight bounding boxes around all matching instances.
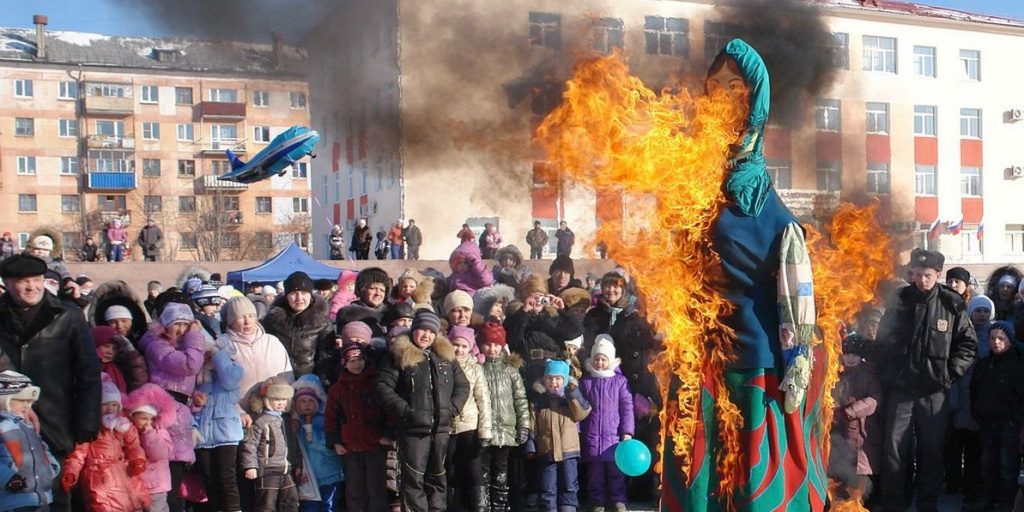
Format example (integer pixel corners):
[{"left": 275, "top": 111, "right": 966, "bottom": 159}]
[{"left": 579, "top": 334, "right": 634, "bottom": 512}]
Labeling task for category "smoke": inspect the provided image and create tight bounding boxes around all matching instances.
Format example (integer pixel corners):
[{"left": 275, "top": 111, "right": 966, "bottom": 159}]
[{"left": 114, "top": 0, "right": 335, "bottom": 43}]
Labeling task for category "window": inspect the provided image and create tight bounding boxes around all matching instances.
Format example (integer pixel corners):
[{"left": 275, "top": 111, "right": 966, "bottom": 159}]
[
  {"left": 817, "top": 162, "right": 842, "bottom": 192},
  {"left": 60, "top": 157, "right": 78, "bottom": 175},
  {"left": 815, "top": 99, "right": 841, "bottom": 131},
  {"left": 89, "top": 150, "right": 133, "bottom": 172},
  {"left": 961, "top": 166, "right": 982, "bottom": 196},
  {"left": 175, "top": 87, "right": 193, "bottom": 105},
  {"left": 142, "top": 158, "right": 161, "bottom": 177},
  {"left": 293, "top": 197, "right": 309, "bottom": 213},
  {"left": 16, "top": 156, "right": 35, "bottom": 175},
  {"left": 644, "top": 16, "right": 688, "bottom": 56},
  {"left": 87, "top": 82, "right": 127, "bottom": 98},
  {"left": 289, "top": 92, "right": 307, "bottom": 109},
  {"left": 528, "top": 12, "right": 561, "bottom": 49},
  {"left": 591, "top": 18, "right": 624, "bottom": 55},
  {"left": 255, "top": 232, "right": 273, "bottom": 249},
  {"left": 221, "top": 233, "right": 240, "bottom": 249},
  {"left": 830, "top": 33, "right": 849, "bottom": 69},
  {"left": 179, "top": 232, "right": 197, "bottom": 249},
  {"left": 144, "top": 196, "right": 163, "bottom": 213},
  {"left": 176, "top": 123, "right": 194, "bottom": 141},
  {"left": 253, "top": 90, "right": 269, "bottom": 107},
  {"left": 961, "top": 225, "right": 981, "bottom": 256},
  {"left": 256, "top": 197, "right": 273, "bottom": 214},
  {"left": 960, "top": 108, "right": 981, "bottom": 138},
  {"left": 914, "top": 106, "right": 936, "bottom": 136},
  {"left": 15, "top": 118, "right": 34, "bottom": 136},
  {"left": 292, "top": 162, "right": 308, "bottom": 179},
  {"left": 141, "top": 122, "right": 160, "bottom": 140},
  {"left": 14, "top": 79, "right": 33, "bottom": 98},
  {"left": 97, "top": 195, "right": 126, "bottom": 212},
  {"left": 58, "top": 119, "right": 78, "bottom": 138},
  {"left": 211, "top": 160, "right": 231, "bottom": 175},
  {"left": 915, "top": 165, "right": 937, "bottom": 195},
  {"left": 960, "top": 50, "right": 980, "bottom": 81},
  {"left": 767, "top": 160, "right": 792, "bottom": 189},
  {"left": 1007, "top": 225, "right": 1024, "bottom": 254},
  {"left": 95, "top": 120, "right": 125, "bottom": 137},
  {"left": 867, "top": 163, "right": 891, "bottom": 194},
  {"left": 61, "top": 195, "right": 80, "bottom": 213},
  {"left": 178, "top": 159, "right": 196, "bottom": 176},
  {"left": 210, "top": 124, "right": 238, "bottom": 142},
  {"left": 219, "top": 197, "right": 240, "bottom": 212},
  {"left": 58, "top": 81, "right": 77, "bottom": 100},
  {"left": 862, "top": 35, "right": 897, "bottom": 73},
  {"left": 18, "top": 195, "right": 37, "bottom": 212},
  {"left": 914, "top": 46, "right": 936, "bottom": 77},
  {"left": 140, "top": 85, "right": 158, "bottom": 103},
  {"left": 866, "top": 102, "right": 889, "bottom": 134},
  {"left": 178, "top": 196, "right": 196, "bottom": 213},
  {"left": 253, "top": 126, "right": 270, "bottom": 143},
  {"left": 209, "top": 88, "right": 237, "bottom": 102}
]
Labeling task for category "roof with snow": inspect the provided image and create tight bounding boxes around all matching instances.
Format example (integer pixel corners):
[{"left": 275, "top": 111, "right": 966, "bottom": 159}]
[
  {"left": 813, "top": 0, "right": 1024, "bottom": 29},
  {"left": 0, "top": 28, "right": 307, "bottom": 77}
]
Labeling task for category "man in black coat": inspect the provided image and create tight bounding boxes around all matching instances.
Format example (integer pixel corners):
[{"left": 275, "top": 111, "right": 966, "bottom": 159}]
[
  {"left": 875, "top": 248, "right": 977, "bottom": 512},
  {"left": 0, "top": 254, "right": 102, "bottom": 507}
]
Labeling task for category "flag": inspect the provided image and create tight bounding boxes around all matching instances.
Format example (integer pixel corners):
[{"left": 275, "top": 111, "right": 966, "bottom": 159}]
[
  {"left": 927, "top": 218, "right": 943, "bottom": 241},
  {"left": 977, "top": 218, "right": 984, "bottom": 241},
  {"left": 947, "top": 217, "right": 964, "bottom": 236}
]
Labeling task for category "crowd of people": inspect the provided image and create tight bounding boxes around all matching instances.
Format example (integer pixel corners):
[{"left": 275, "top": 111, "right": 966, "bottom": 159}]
[{"left": 0, "top": 232, "right": 657, "bottom": 512}]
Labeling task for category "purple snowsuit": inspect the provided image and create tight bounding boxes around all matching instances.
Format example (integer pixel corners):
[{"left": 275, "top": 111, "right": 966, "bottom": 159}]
[
  {"left": 447, "top": 241, "right": 493, "bottom": 295},
  {"left": 580, "top": 365, "right": 634, "bottom": 506}
]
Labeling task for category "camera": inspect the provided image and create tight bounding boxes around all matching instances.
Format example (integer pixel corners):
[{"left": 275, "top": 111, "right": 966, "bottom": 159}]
[{"left": 539, "top": 296, "right": 550, "bottom": 306}]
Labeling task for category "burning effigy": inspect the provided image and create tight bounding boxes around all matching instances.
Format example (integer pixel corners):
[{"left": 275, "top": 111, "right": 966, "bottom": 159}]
[{"left": 537, "top": 37, "right": 893, "bottom": 512}]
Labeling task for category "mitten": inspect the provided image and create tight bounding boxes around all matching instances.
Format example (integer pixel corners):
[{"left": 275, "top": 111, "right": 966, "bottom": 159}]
[
  {"left": 61, "top": 473, "right": 77, "bottom": 492},
  {"left": 129, "top": 458, "right": 147, "bottom": 476},
  {"left": 6, "top": 475, "right": 25, "bottom": 492},
  {"left": 515, "top": 429, "right": 529, "bottom": 446}
]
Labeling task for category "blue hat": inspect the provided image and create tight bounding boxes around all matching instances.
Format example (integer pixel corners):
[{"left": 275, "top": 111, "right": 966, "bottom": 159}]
[
  {"left": 990, "top": 320, "right": 1015, "bottom": 340},
  {"left": 544, "top": 359, "right": 570, "bottom": 390}
]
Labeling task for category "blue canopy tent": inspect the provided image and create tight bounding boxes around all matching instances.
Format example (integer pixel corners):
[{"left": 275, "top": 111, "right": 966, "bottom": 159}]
[{"left": 227, "top": 242, "right": 344, "bottom": 290}]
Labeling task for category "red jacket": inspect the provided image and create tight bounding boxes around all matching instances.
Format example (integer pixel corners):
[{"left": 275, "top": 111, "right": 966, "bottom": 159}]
[
  {"left": 63, "top": 415, "right": 152, "bottom": 512},
  {"left": 325, "top": 365, "right": 386, "bottom": 453}
]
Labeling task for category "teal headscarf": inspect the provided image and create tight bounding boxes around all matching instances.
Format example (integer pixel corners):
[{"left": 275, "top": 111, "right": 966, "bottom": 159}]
[{"left": 712, "top": 38, "right": 772, "bottom": 217}]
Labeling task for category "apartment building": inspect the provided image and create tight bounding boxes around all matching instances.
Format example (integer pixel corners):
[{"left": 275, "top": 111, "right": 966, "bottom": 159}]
[
  {"left": 0, "top": 17, "right": 314, "bottom": 261},
  {"left": 308, "top": 0, "right": 1024, "bottom": 264}
]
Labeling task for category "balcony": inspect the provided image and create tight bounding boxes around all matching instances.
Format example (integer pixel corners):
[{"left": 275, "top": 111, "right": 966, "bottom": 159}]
[
  {"left": 86, "top": 135, "right": 135, "bottom": 149},
  {"left": 84, "top": 95, "right": 134, "bottom": 116},
  {"left": 200, "top": 175, "right": 248, "bottom": 192},
  {"left": 198, "top": 101, "right": 246, "bottom": 119},
  {"left": 87, "top": 172, "right": 137, "bottom": 190},
  {"left": 198, "top": 138, "right": 248, "bottom": 155}
]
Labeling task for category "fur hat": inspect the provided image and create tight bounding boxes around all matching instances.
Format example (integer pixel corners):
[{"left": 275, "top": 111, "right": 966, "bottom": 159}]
[
  {"left": 968, "top": 295, "right": 996, "bottom": 322},
  {"left": 100, "top": 373, "right": 121, "bottom": 406},
  {"left": 443, "top": 290, "right": 474, "bottom": 316},
  {"left": 251, "top": 376, "right": 295, "bottom": 413},
  {"left": 314, "top": 279, "right": 335, "bottom": 292},
  {"left": 0, "top": 370, "right": 40, "bottom": 411},
  {"left": 478, "top": 322, "right": 507, "bottom": 348},
  {"left": 909, "top": 248, "right": 944, "bottom": 272},
  {"left": 291, "top": 374, "right": 328, "bottom": 413},
  {"left": 559, "top": 287, "right": 592, "bottom": 309},
  {"left": 341, "top": 321, "right": 373, "bottom": 342},
  {"left": 473, "top": 284, "right": 516, "bottom": 318},
  {"left": 160, "top": 302, "right": 194, "bottom": 327},
  {"left": 355, "top": 267, "right": 392, "bottom": 296},
  {"left": 223, "top": 296, "right": 258, "bottom": 326},
  {"left": 337, "top": 269, "right": 358, "bottom": 290},
  {"left": 122, "top": 384, "right": 178, "bottom": 428},
  {"left": 518, "top": 274, "right": 548, "bottom": 300}
]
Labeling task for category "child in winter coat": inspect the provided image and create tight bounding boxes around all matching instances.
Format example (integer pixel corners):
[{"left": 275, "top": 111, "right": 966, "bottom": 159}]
[
  {"left": 828, "top": 336, "right": 882, "bottom": 501},
  {"left": 241, "top": 376, "right": 303, "bottom": 512},
  {"left": 193, "top": 337, "right": 245, "bottom": 512},
  {"left": 62, "top": 375, "right": 152, "bottom": 512},
  {"left": 478, "top": 323, "right": 530, "bottom": 512},
  {"left": 92, "top": 325, "right": 149, "bottom": 393},
  {"left": 969, "top": 321, "right": 1024, "bottom": 512},
  {"left": 579, "top": 335, "right": 634, "bottom": 512},
  {"left": 292, "top": 375, "right": 345, "bottom": 512},
  {"left": 527, "top": 359, "right": 591, "bottom": 512},
  {"left": 124, "top": 384, "right": 177, "bottom": 512},
  {"left": 0, "top": 371, "right": 60, "bottom": 511},
  {"left": 326, "top": 342, "right": 389, "bottom": 512},
  {"left": 447, "top": 326, "right": 493, "bottom": 512}
]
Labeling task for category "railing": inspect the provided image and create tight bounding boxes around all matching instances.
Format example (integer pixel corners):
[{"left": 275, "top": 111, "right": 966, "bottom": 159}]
[
  {"left": 84, "top": 95, "right": 134, "bottom": 115},
  {"left": 201, "top": 175, "right": 248, "bottom": 191},
  {"left": 86, "top": 135, "right": 135, "bottom": 149},
  {"left": 197, "top": 138, "right": 248, "bottom": 154},
  {"left": 87, "top": 171, "right": 137, "bottom": 190},
  {"left": 198, "top": 101, "right": 246, "bottom": 118}
]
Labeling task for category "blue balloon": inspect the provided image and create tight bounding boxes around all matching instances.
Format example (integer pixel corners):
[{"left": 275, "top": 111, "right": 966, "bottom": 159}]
[{"left": 614, "top": 439, "right": 651, "bottom": 477}]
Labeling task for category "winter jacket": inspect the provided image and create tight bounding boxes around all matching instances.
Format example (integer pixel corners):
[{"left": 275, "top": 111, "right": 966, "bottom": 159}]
[
  {"left": 546, "top": 277, "right": 584, "bottom": 298},
  {"left": 352, "top": 226, "right": 372, "bottom": 254},
  {"left": 555, "top": 228, "right": 575, "bottom": 256},
  {"left": 138, "top": 225, "right": 163, "bottom": 258},
  {"left": 481, "top": 354, "right": 530, "bottom": 447},
  {"left": 457, "top": 228, "right": 476, "bottom": 243},
  {"left": 195, "top": 350, "right": 245, "bottom": 448},
  {"left": 326, "top": 365, "right": 387, "bottom": 453},
  {"left": 224, "top": 326, "right": 294, "bottom": 413},
  {"left": 526, "top": 382, "right": 591, "bottom": 462},
  {"left": 106, "top": 226, "right": 129, "bottom": 246},
  {"left": 0, "top": 292, "right": 102, "bottom": 454},
  {"left": 0, "top": 411, "right": 60, "bottom": 510},
  {"left": 81, "top": 242, "right": 98, "bottom": 262},
  {"left": 0, "top": 238, "right": 14, "bottom": 261},
  {"left": 525, "top": 228, "right": 549, "bottom": 251},
  {"left": 247, "top": 293, "right": 271, "bottom": 321},
  {"left": 483, "top": 231, "right": 503, "bottom": 251},
  {"left": 404, "top": 225, "right": 423, "bottom": 247},
  {"left": 387, "top": 225, "right": 404, "bottom": 246},
  {"left": 139, "top": 324, "right": 205, "bottom": 398},
  {"left": 582, "top": 302, "right": 662, "bottom": 413},
  {"left": 240, "top": 411, "right": 301, "bottom": 475},
  {"left": 504, "top": 305, "right": 583, "bottom": 391},
  {"left": 951, "top": 322, "right": 990, "bottom": 431},
  {"left": 579, "top": 363, "right": 634, "bottom": 462},
  {"left": 89, "top": 282, "right": 151, "bottom": 345},
  {"left": 447, "top": 242, "right": 493, "bottom": 295},
  {"left": 137, "top": 427, "right": 173, "bottom": 494},
  {"left": 336, "top": 300, "right": 388, "bottom": 341},
  {"left": 63, "top": 415, "right": 151, "bottom": 512},
  {"left": 295, "top": 413, "right": 344, "bottom": 487},
  {"left": 452, "top": 354, "right": 492, "bottom": 439},
  {"left": 167, "top": 401, "right": 197, "bottom": 464},
  {"left": 970, "top": 345, "right": 1024, "bottom": 424},
  {"left": 830, "top": 362, "right": 882, "bottom": 476},
  {"left": 492, "top": 245, "right": 532, "bottom": 291},
  {"left": 375, "top": 335, "right": 471, "bottom": 435},
  {"left": 876, "top": 284, "right": 977, "bottom": 394},
  {"left": 329, "top": 270, "right": 359, "bottom": 320},
  {"left": 196, "top": 312, "right": 222, "bottom": 340},
  {"left": 262, "top": 293, "right": 336, "bottom": 383}
]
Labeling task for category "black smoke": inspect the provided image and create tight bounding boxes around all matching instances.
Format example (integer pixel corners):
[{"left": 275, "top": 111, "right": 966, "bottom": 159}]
[{"left": 114, "top": 0, "right": 334, "bottom": 43}]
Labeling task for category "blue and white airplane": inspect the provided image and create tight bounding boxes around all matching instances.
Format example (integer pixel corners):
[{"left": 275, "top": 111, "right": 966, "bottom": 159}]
[{"left": 219, "top": 125, "right": 320, "bottom": 184}]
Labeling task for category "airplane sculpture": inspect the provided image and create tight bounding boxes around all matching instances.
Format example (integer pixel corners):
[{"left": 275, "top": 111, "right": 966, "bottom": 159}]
[{"left": 218, "top": 125, "right": 320, "bottom": 184}]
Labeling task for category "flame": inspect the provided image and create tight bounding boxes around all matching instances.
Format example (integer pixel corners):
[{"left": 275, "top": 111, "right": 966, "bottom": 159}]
[{"left": 535, "top": 50, "right": 748, "bottom": 506}]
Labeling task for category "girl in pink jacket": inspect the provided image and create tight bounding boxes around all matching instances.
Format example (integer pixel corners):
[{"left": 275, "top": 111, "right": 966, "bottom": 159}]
[{"left": 124, "top": 384, "right": 179, "bottom": 512}]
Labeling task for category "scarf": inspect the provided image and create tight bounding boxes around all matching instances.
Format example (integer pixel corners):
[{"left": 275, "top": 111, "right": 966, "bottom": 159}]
[
  {"left": 600, "top": 295, "right": 631, "bottom": 327},
  {"left": 229, "top": 324, "right": 263, "bottom": 347},
  {"left": 100, "top": 362, "right": 128, "bottom": 393},
  {"left": 725, "top": 152, "right": 771, "bottom": 217}
]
